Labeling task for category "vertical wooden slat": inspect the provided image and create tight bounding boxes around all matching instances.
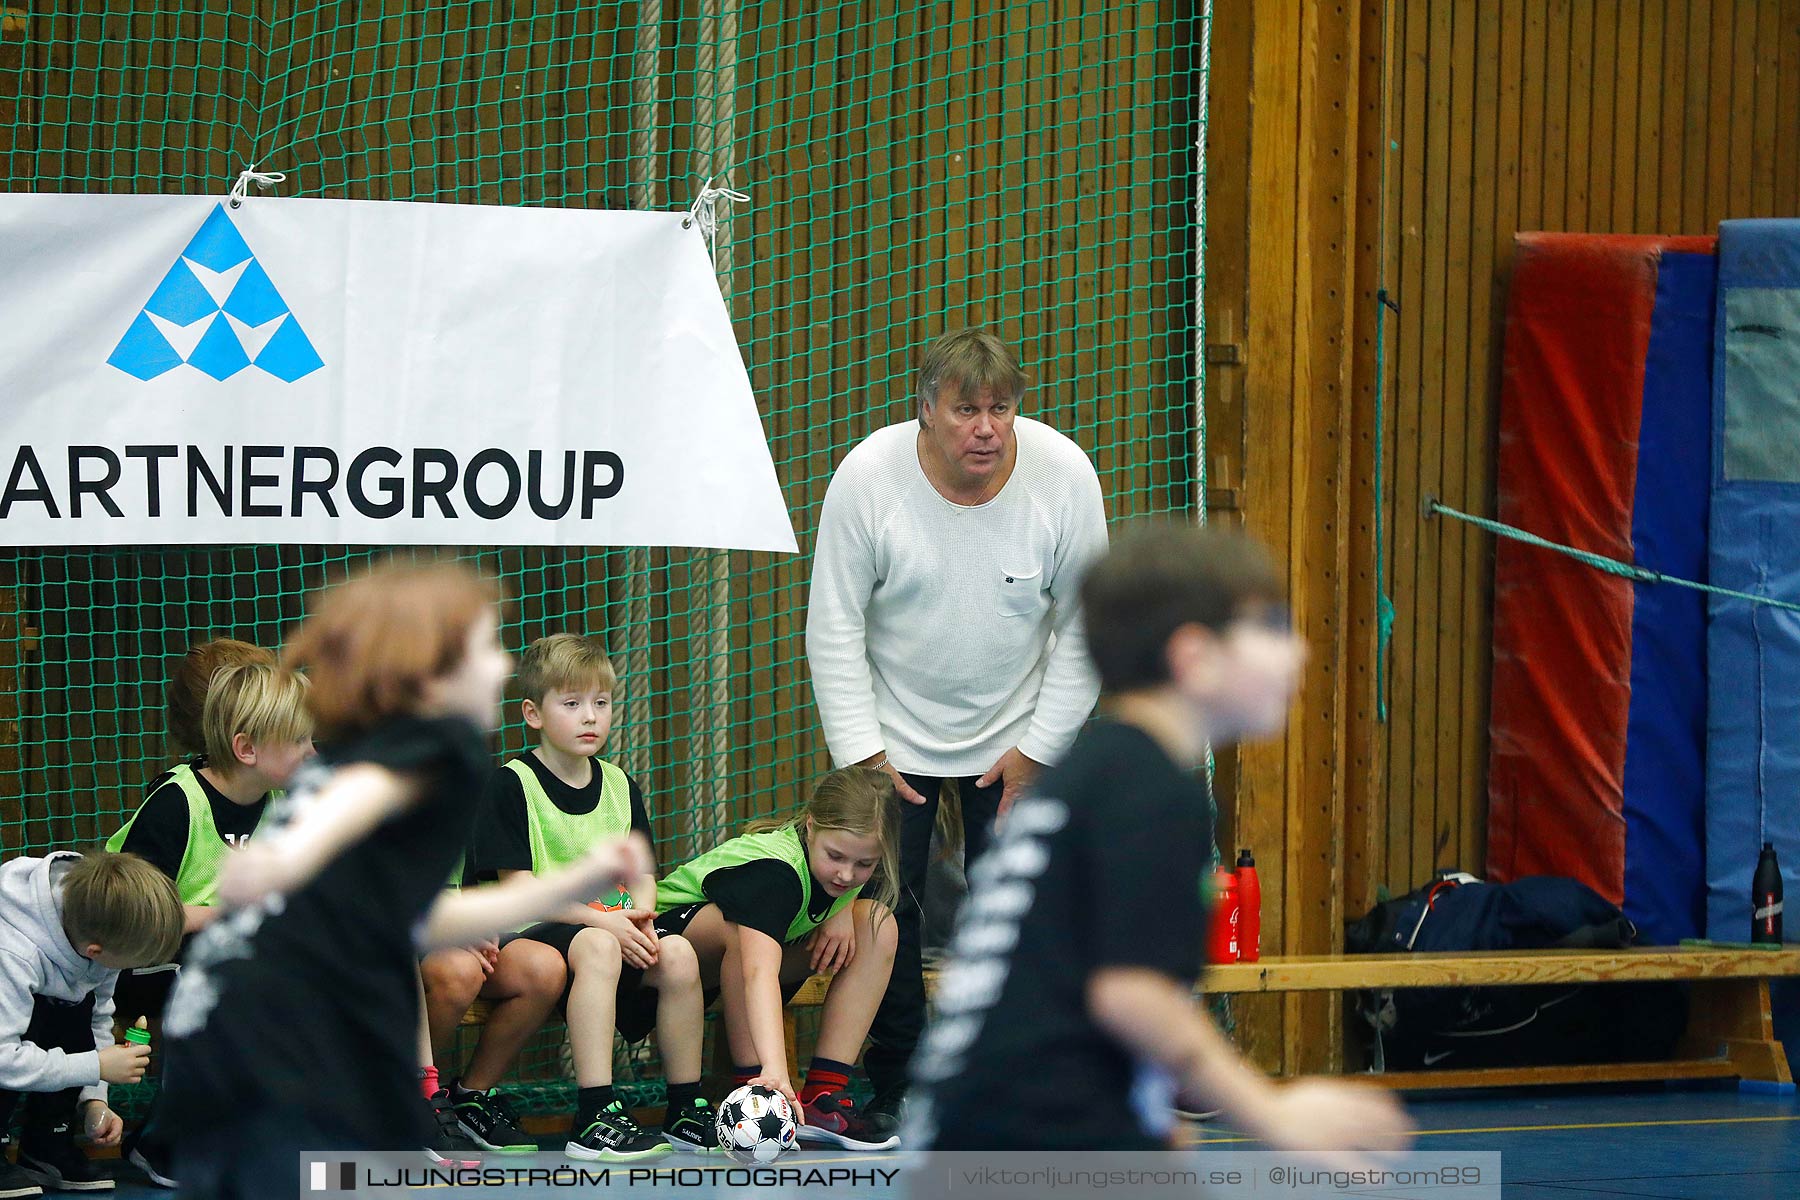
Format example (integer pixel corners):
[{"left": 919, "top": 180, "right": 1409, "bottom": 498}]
[
  {"left": 1461, "top": 0, "right": 1504, "bottom": 877},
  {"left": 1657, "top": 0, "right": 1687, "bottom": 231},
  {"left": 1073, "top": 4, "right": 1105, "bottom": 441},
  {"left": 1541, "top": 0, "right": 1570, "bottom": 229},
  {"left": 1710, "top": 0, "right": 1746, "bottom": 222},
  {"left": 1436, "top": 0, "right": 1475, "bottom": 875},
  {"left": 1636, "top": 0, "right": 1666, "bottom": 233},
  {"left": 1566, "top": 0, "right": 1593, "bottom": 231},
  {"left": 944, "top": 0, "right": 971, "bottom": 324},
  {"left": 1294, "top": 0, "right": 1361, "bottom": 1073},
  {"left": 1751, "top": 0, "right": 1780, "bottom": 215},
  {"left": 1386, "top": 0, "right": 1429, "bottom": 894},
  {"left": 1588, "top": 0, "right": 1615, "bottom": 231},
  {"left": 1706, "top": 0, "right": 1749, "bottom": 223},
  {"left": 1346, "top": 0, "right": 1395, "bottom": 930},
  {"left": 1779, "top": 0, "right": 1800, "bottom": 215},
  {"left": 1240, "top": 0, "right": 1301, "bottom": 1072},
  {"left": 1611, "top": 0, "right": 1642, "bottom": 232},
  {"left": 1682, "top": 0, "right": 1712, "bottom": 231},
  {"left": 1123, "top": 1, "right": 1162, "bottom": 507},
  {"left": 1519, "top": 0, "right": 1547, "bottom": 225},
  {"left": 1409, "top": 0, "right": 1450, "bottom": 881}
]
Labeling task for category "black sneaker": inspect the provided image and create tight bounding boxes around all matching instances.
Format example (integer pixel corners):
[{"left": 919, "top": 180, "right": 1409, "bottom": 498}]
[
  {"left": 566, "top": 1100, "right": 672, "bottom": 1162},
  {"left": 452, "top": 1087, "right": 536, "bottom": 1154},
  {"left": 866, "top": 1088, "right": 906, "bottom": 1125},
  {"left": 661, "top": 1096, "right": 724, "bottom": 1153},
  {"left": 0, "top": 1154, "right": 44, "bottom": 1200},
  {"left": 426, "top": 1091, "right": 484, "bottom": 1168},
  {"left": 796, "top": 1087, "right": 901, "bottom": 1151},
  {"left": 16, "top": 1125, "right": 113, "bottom": 1192},
  {"left": 121, "top": 1131, "right": 178, "bottom": 1189}
]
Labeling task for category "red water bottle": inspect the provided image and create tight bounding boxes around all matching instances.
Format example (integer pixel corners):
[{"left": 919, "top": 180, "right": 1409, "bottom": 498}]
[
  {"left": 1235, "top": 849, "right": 1261, "bottom": 962},
  {"left": 1752, "top": 843, "right": 1783, "bottom": 944},
  {"left": 1208, "top": 868, "right": 1241, "bottom": 963}
]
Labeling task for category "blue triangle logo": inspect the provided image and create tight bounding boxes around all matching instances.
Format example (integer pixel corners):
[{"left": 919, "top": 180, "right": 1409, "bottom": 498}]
[{"left": 108, "top": 203, "right": 323, "bottom": 382}]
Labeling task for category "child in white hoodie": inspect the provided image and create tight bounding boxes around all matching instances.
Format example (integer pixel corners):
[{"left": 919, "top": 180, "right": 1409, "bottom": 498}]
[{"left": 0, "top": 851, "right": 182, "bottom": 1196}]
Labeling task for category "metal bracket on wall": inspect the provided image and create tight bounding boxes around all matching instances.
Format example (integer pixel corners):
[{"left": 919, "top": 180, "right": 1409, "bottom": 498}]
[{"left": 1205, "top": 342, "right": 1243, "bottom": 365}]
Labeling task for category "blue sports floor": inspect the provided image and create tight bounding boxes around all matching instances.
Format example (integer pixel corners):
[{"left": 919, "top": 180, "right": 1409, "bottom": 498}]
[
  {"left": 1187, "top": 1084, "right": 1800, "bottom": 1199},
  {"left": 88, "top": 1084, "right": 1800, "bottom": 1198}
]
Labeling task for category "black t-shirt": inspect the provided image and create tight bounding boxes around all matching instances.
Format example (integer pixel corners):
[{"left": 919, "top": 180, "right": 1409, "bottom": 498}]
[
  {"left": 159, "top": 715, "right": 490, "bottom": 1149},
  {"left": 909, "top": 720, "right": 1212, "bottom": 1150},
  {"left": 119, "top": 768, "right": 267, "bottom": 884},
  {"left": 471, "top": 753, "right": 653, "bottom": 878},
  {"left": 704, "top": 853, "right": 835, "bottom": 943}
]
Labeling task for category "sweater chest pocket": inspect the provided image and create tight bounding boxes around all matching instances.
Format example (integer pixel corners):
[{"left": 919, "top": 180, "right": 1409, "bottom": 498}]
[{"left": 994, "top": 566, "right": 1044, "bottom": 617}]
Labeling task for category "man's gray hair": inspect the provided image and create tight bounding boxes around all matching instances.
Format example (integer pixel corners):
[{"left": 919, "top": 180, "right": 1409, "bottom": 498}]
[{"left": 916, "top": 329, "right": 1029, "bottom": 419}]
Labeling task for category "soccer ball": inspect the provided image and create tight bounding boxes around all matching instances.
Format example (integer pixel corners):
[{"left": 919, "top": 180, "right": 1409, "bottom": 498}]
[{"left": 714, "top": 1084, "right": 798, "bottom": 1163}]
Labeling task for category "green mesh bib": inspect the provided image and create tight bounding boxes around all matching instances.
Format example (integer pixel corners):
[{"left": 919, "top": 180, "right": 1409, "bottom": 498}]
[
  {"left": 509, "top": 755, "right": 634, "bottom": 910},
  {"left": 106, "top": 763, "right": 265, "bottom": 906},
  {"left": 658, "top": 824, "right": 857, "bottom": 943}
]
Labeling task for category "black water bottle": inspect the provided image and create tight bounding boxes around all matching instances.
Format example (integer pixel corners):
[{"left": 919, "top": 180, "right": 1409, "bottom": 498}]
[{"left": 1751, "top": 843, "right": 1783, "bottom": 944}]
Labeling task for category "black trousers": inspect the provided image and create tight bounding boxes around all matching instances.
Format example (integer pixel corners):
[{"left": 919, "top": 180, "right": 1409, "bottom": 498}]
[
  {"left": 862, "top": 771, "right": 1003, "bottom": 1097},
  {"left": 0, "top": 993, "right": 97, "bottom": 1139}
]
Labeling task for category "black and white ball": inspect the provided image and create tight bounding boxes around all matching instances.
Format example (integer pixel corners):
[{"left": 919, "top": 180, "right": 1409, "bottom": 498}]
[{"left": 715, "top": 1084, "right": 798, "bottom": 1163}]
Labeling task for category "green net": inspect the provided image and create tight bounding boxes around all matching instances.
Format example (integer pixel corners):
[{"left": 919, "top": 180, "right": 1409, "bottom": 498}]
[{"left": 1, "top": 2, "right": 1204, "bottom": 1114}]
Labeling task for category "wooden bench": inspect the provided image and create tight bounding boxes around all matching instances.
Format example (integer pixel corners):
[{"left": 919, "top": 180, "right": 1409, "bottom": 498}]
[
  {"left": 1206, "top": 946, "right": 1800, "bottom": 1089},
  {"left": 465, "top": 945, "right": 1800, "bottom": 1093}
]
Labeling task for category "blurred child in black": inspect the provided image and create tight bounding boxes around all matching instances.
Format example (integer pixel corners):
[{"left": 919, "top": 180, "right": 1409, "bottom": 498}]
[
  {"left": 159, "top": 563, "right": 641, "bottom": 1200},
  {"left": 908, "top": 524, "right": 1415, "bottom": 1160}
]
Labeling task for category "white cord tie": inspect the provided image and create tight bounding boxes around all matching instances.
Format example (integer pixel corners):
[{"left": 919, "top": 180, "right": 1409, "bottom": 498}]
[
  {"left": 228, "top": 165, "right": 287, "bottom": 209},
  {"left": 684, "top": 175, "right": 750, "bottom": 245}
]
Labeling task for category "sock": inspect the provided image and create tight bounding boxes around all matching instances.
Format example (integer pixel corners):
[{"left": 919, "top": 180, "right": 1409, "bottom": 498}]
[
  {"left": 799, "top": 1058, "right": 853, "bottom": 1106},
  {"left": 451, "top": 1080, "right": 482, "bottom": 1103},
  {"left": 663, "top": 1081, "right": 702, "bottom": 1120},
  {"left": 577, "top": 1085, "right": 616, "bottom": 1125},
  {"left": 731, "top": 1064, "right": 761, "bottom": 1087},
  {"left": 419, "top": 1065, "right": 441, "bottom": 1100}
]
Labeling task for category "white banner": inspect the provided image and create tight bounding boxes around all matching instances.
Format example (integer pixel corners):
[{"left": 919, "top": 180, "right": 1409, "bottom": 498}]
[{"left": 0, "top": 193, "right": 797, "bottom": 551}]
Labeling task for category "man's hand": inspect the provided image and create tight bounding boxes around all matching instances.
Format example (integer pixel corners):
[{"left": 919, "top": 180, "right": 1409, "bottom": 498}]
[
  {"left": 976, "top": 746, "right": 1042, "bottom": 821},
  {"left": 857, "top": 751, "right": 927, "bottom": 805},
  {"left": 806, "top": 905, "right": 857, "bottom": 973},
  {"left": 81, "top": 1100, "right": 123, "bottom": 1147}
]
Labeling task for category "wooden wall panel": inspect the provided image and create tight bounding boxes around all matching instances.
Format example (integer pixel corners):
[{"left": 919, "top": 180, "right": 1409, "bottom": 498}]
[{"left": 1352, "top": 0, "right": 1800, "bottom": 924}]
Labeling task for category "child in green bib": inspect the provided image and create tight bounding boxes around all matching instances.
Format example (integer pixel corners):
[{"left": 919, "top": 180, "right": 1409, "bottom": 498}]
[
  {"left": 108, "top": 646, "right": 313, "bottom": 1188},
  {"left": 451, "top": 634, "right": 708, "bottom": 1162},
  {"left": 111, "top": 647, "right": 310, "bottom": 935},
  {"left": 654, "top": 765, "right": 902, "bottom": 1151}
]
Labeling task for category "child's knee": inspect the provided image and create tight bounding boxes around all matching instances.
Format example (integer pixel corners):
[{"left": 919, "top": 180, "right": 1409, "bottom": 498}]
[
  {"left": 421, "top": 949, "right": 485, "bottom": 1004},
  {"left": 654, "top": 934, "right": 700, "bottom": 984},
  {"left": 567, "top": 927, "right": 623, "bottom": 978},
  {"left": 867, "top": 911, "right": 898, "bottom": 959},
  {"left": 508, "top": 940, "right": 569, "bottom": 998}
]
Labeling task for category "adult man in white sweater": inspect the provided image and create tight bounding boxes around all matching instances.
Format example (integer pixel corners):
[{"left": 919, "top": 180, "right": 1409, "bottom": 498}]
[{"left": 805, "top": 329, "right": 1108, "bottom": 1120}]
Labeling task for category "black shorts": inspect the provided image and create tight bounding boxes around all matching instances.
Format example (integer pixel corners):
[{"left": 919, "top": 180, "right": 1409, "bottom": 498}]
[
  {"left": 653, "top": 902, "right": 814, "bottom": 1010},
  {"left": 500, "top": 922, "right": 659, "bottom": 1043}
]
